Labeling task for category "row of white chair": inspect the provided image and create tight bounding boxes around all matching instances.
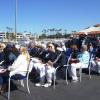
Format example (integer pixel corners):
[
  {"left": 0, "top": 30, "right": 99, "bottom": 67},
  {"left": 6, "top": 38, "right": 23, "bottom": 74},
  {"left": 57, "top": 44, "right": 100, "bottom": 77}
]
[
  {"left": 53, "top": 53, "right": 93, "bottom": 89},
  {"left": 7, "top": 53, "right": 93, "bottom": 99}
]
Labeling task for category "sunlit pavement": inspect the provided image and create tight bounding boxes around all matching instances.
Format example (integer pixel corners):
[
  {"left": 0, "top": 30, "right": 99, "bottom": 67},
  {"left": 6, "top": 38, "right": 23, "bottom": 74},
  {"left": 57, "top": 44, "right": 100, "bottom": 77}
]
[{"left": 0, "top": 73, "right": 100, "bottom": 100}]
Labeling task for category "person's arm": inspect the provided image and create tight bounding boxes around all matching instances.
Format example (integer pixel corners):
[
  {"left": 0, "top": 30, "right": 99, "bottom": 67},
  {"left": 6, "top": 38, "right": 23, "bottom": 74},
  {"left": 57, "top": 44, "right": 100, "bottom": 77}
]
[{"left": 47, "top": 52, "right": 58, "bottom": 66}]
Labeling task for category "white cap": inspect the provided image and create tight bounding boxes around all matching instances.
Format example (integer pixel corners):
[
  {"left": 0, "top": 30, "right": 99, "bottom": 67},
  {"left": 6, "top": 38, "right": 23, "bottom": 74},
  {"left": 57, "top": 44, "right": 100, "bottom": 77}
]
[
  {"left": 56, "top": 47, "right": 63, "bottom": 51},
  {"left": 15, "top": 44, "right": 20, "bottom": 49}
]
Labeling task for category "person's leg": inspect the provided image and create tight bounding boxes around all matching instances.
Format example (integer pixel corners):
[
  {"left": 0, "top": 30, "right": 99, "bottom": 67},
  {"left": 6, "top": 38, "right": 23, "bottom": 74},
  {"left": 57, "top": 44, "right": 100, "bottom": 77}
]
[
  {"left": 97, "top": 61, "right": 100, "bottom": 73},
  {"left": 1, "top": 71, "right": 9, "bottom": 92},
  {"left": 0, "top": 76, "right": 3, "bottom": 92},
  {"left": 34, "top": 63, "right": 45, "bottom": 86},
  {"left": 46, "top": 69, "right": 53, "bottom": 83},
  {"left": 91, "top": 61, "right": 96, "bottom": 71},
  {"left": 70, "top": 63, "right": 81, "bottom": 81},
  {"left": 39, "top": 64, "right": 45, "bottom": 84},
  {"left": 44, "top": 66, "right": 55, "bottom": 87}
]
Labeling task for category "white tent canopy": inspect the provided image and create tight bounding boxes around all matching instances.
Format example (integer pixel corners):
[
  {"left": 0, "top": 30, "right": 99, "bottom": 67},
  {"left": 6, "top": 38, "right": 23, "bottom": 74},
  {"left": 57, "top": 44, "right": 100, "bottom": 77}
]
[
  {"left": 75, "top": 24, "right": 100, "bottom": 35},
  {"left": 80, "top": 26, "right": 100, "bottom": 32}
]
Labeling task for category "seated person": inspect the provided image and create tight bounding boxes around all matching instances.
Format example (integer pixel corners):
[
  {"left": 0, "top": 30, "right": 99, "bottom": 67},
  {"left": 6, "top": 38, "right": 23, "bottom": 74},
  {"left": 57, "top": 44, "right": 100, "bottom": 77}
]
[
  {"left": 0, "top": 43, "right": 5, "bottom": 64},
  {"left": 32, "top": 43, "right": 58, "bottom": 87},
  {"left": 68, "top": 45, "right": 90, "bottom": 82},
  {"left": 69, "top": 45, "right": 79, "bottom": 64},
  {"left": 29, "top": 43, "right": 39, "bottom": 57},
  {"left": 8, "top": 46, "right": 30, "bottom": 76},
  {"left": 91, "top": 47, "right": 100, "bottom": 73},
  {"left": 54, "top": 45, "right": 66, "bottom": 68},
  {"left": 65, "top": 44, "right": 72, "bottom": 63},
  {"left": 0, "top": 46, "right": 30, "bottom": 93}
]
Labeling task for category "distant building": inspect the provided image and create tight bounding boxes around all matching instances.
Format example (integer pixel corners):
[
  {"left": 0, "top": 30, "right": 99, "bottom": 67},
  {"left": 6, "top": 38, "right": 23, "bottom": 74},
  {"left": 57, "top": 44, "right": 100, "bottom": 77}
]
[
  {"left": 0, "top": 32, "right": 6, "bottom": 39},
  {"left": 0, "top": 31, "right": 35, "bottom": 42},
  {"left": 24, "top": 32, "right": 34, "bottom": 39},
  {"left": 16, "top": 33, "right": 23, "bottom": 40},
  {"left": 16, "top": 32, "right": 34, "bottom": 41}
]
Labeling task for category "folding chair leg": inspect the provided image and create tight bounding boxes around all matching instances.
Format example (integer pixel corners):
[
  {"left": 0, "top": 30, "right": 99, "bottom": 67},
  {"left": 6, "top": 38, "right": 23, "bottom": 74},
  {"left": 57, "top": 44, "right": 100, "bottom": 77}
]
[
  {"left": 66, "top": 67, "right": 68, "bottom": 85},
  {"left": 79, "top": 67, "right": 82, "bottom": 82},
  {"left": 8, "top": 78, "right": 10, "bottom": 100},
  {"left": 53, "top": 72, "right": 56, "bottom": 89},
  {"left": 27, "top": 77, "right": 30, "bottom": 94},
  {"left": 89, "top": 65, "right": 91, "bottom": 79}
]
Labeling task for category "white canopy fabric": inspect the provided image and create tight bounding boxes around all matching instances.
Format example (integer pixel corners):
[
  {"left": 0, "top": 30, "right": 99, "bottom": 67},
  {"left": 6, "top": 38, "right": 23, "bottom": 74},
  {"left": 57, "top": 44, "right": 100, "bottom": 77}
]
[
  {"left": 75, "top": 25, "right": 100, "bottom": 35},
  {"left": 80, "top": 26, "right": 100, "bottom": 33}
]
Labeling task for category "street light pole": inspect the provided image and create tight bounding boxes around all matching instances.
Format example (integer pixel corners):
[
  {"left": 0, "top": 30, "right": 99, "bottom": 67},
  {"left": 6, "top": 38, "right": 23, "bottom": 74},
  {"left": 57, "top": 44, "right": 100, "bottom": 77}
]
[{"left": 15, "top": 0, "right": 18, "bottom": 41}]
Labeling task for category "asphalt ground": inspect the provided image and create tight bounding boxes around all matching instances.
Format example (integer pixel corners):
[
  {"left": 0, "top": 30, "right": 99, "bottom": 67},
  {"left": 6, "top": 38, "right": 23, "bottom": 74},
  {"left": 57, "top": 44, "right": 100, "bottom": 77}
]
[{"left": 0, "top": 70, "right": 100, "bottom": 100}]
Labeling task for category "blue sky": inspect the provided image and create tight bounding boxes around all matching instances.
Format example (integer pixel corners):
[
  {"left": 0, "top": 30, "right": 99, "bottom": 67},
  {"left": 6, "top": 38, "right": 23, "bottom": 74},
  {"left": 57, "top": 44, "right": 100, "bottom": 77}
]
[{"left": 0, "top": 0, "right": 100, "bottom": 34}]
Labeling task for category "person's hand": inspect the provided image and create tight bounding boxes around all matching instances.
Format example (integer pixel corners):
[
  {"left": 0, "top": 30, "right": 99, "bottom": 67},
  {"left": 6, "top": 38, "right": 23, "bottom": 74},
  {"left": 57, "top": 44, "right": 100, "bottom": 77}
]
[
  {"left": 0, "top": 69, "right": 7, "bottom": 73},
  {"left": 96, "top": 59, "right": 100, "bottom": 61},
  {"left": 47, "top": 60, "right": 53, "bottom": 66},
  {"left": 38, "top": 58, "right": 43, "bottom": 63},
  {"left": 96, "top": 57, "right": 100, "bottom": 61},
  {"left": 71, "top": 58, "right": 76, "bottom": 61}
]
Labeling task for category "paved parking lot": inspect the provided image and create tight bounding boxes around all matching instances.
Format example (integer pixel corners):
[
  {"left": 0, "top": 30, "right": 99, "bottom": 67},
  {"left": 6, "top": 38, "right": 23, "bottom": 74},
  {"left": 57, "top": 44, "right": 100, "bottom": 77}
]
[{"left": 0, "top": 72, "right": 100, "bottom": 100}]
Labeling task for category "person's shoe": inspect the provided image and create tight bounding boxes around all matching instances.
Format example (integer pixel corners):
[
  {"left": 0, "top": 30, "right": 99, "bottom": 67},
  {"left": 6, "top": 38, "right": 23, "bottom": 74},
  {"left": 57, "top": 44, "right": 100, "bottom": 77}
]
[
  {"left": 43, "top": 83, "right": 52, "bottom": 88},
  {"left": 35, "top": 83, "right": 42, "bottom": 87},
  {"left": 72, "top": 79, "right": 78, "bottom": 83}
]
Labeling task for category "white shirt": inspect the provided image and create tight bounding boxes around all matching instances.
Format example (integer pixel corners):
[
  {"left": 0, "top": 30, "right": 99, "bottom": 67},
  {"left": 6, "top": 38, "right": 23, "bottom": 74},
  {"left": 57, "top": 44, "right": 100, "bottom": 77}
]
[{"left": 8, "top": 54, "right": 29, "bottom": 76}]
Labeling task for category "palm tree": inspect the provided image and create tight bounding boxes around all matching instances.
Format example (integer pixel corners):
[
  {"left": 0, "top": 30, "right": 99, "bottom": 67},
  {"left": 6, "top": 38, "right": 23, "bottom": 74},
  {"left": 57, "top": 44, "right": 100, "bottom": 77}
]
[
  {"left": 42, "top": 29, "right": 48, "bottom": 34},
  {"left": 48, "top": 28, "right": 56, "bottom": 35},
  {"left": 6, "top": 27, "right": 10, "bottom": 32}
]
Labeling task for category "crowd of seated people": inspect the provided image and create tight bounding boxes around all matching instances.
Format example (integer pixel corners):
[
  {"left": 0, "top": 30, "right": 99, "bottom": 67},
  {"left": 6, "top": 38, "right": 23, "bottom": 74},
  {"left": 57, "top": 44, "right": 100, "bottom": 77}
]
[
  {"left": 30, "top": 42, "right": 66, "bottom": 87},
  {"left": 0, "top": 36, "right": 100, "bottom": 93},
  {"left": 0, "top": 45, "right": 30, "bottom": 93}
]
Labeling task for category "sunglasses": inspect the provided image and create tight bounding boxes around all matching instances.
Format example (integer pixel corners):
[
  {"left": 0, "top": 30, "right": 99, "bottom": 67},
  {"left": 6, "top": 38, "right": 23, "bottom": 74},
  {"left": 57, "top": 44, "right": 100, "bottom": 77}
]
[{"left": 48, "top": 46, "right": 52, "bottom": 48}]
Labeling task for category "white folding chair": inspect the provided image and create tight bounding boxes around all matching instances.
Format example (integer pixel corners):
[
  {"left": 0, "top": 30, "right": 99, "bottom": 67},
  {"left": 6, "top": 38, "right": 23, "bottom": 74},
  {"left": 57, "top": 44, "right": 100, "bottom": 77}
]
[
  {"left": 0, "top": 60, "right": 4, "bottom": 65},
  {"left": 65, "top": 53, "right": 72, "bottom": 85},
  {"left": 53, "top": 52, "right": 63, "bottom": 89},
  {"left": 53, "top": 53, "right": 72, "bottom": 89},
  {"left": 8, "top": 60, "right": 33, "bottom": 100}
]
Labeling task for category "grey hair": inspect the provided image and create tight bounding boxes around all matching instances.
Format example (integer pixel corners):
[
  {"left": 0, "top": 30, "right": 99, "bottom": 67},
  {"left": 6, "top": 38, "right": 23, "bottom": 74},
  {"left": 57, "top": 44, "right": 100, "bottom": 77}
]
[{"left": 82, "top": 45, "right": 87, "bottom": 51}]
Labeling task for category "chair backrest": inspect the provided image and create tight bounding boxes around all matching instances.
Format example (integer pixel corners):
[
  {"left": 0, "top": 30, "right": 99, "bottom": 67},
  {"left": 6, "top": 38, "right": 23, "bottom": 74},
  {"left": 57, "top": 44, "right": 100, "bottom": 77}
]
[
  {"left": 88, "top": 53, "right": 93, "bottom": 67},
  {"left": 53, "top": 52, "right": 62, "bottom": 64},
  {"left": 66, "top": 53, "right": 72, "bottom": 66},
  {"left": 9, "top": 59, "right": 33, "bottom": 78},
  {"left": 0, "top": 60, "right": 4, "bottom": 65},
  {"left": 26, "top": 59, "right": 34, "bottom": 75}
]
